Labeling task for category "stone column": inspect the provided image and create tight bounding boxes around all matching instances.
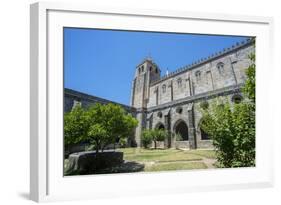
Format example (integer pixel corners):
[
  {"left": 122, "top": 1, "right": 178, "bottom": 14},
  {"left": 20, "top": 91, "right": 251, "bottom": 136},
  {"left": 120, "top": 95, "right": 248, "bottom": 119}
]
[
  {"left": 164, "top": 113, "right": 171, "bottom": 148},
  {"left": 187, "top": 103, "right": 197, "bottom": 149},
  {"left": 135, "top": 110, "right": 146, "bottom": 147}
]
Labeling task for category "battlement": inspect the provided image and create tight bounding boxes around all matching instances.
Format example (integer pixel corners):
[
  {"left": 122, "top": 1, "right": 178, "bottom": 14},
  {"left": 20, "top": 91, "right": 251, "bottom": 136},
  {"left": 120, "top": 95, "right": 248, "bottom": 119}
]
[{"left": 150, "top": 38, "right": 254, "bottom": 86}]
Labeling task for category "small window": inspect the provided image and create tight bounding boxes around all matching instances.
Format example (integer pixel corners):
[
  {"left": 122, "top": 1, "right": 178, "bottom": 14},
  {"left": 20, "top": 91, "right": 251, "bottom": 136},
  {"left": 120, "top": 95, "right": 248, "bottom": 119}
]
[
  {"left": 177, "top": 78, "right": 182, "bottom": 88},
  {"left": 149, "top": 66, "right": 152, "bottom": 71},
  {"left": 141, "top": 66, "right": 144, "bottom": 72},
  {"left": 195, "top": 71, "right": 201, "bottom": 81},
  {"left": 232, "top": 94, "right": 243, "bottom": 104},
  {"left": 162, "top": 84, "right": 166, "bottom": 93},
  {"left": 157, "top": 112, "right": 163, "bottom": 118},
  {"left": 176, "top": 107, "right": 183, "bottom": 114},
  {"left": 217, "top": 62, "right": 224, "bottom": 74}
]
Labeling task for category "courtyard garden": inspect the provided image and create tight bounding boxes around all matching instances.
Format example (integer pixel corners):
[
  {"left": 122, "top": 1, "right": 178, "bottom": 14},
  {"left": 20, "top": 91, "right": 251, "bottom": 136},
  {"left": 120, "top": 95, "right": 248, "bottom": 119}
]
[{"left": 64, "top": 148, "right": 216, "bottom": 175}]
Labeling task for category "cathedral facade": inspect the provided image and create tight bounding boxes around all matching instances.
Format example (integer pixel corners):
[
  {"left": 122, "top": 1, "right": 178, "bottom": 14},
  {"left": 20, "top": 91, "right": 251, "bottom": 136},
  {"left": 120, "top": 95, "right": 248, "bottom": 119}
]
[{"left": 130, "top": 38, "right": 254, "bottom": 149}]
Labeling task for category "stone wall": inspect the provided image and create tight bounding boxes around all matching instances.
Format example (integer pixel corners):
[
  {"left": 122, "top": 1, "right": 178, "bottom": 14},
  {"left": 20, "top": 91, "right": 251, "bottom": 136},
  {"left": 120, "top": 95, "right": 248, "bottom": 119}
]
[
  {"left": 64, "top": 88, "right": 136, "bottom": 114},
  {"left": 131, "top": 39, "right": 255, "bottom": 149}
]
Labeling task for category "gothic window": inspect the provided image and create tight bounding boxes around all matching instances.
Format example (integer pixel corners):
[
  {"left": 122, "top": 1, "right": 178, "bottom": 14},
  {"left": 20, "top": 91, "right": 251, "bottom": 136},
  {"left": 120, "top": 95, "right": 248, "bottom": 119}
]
[
  {"left": 177, "top": 78, "right": 182, "bottom": 88},
  {"left": 141, "top": 66, "right": 144, "bottom": 72},
  {"left": 217, "top": 62, "right": 225, "bottom": 74},
  {"left": 149, "top": 66, "right": 152, "bottom": 71},
  {"left": 162, "top": 84, "right": 166, "bottom": 93},
  {"left": 195, "top": 71, "right": 201, "bottom": 81}
]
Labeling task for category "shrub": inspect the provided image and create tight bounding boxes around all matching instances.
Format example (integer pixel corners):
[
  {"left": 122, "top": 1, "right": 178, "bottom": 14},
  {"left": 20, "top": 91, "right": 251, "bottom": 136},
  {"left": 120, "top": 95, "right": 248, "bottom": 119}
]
[
  {"left": 141, "top": 129, "right": 153, "bottom": 148},
  {"left": 141, "top": 129, "right": 168, "bottom": 149}
]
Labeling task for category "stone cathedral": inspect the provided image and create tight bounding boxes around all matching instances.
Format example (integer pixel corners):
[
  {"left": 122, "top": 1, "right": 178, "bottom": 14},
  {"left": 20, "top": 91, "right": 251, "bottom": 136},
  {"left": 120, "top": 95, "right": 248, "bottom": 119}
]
[{"left": 64, "top": 38, "right": 255, "bottom": 150}]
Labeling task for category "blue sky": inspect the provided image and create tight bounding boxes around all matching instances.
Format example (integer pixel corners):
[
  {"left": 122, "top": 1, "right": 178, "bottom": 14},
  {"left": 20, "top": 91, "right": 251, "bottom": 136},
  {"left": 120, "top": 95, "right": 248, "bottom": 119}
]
[{"left": 64, "top": 28, "right": 248, "bottom": 105}]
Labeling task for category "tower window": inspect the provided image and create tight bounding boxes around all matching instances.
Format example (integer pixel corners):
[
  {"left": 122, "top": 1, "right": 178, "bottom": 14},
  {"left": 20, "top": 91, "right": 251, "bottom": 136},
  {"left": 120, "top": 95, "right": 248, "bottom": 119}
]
[
  {"left": 149, "top": 66, "right": 152, "bottom": 71},
  {"left": 141, "top": 66, "right": 144, "bottom": 72},
  {"left": 217, "top": 62, "right": 225, "bottom": 74},
  {"left": 162, "top": 84, "right": 166, "bottom": 93}
]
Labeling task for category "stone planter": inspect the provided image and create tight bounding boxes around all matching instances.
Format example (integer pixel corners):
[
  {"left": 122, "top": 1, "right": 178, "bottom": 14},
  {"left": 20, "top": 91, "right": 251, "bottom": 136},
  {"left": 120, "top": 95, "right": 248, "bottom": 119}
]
[{"left": 65, "top": 150, "right": 124, "bottom": 175}]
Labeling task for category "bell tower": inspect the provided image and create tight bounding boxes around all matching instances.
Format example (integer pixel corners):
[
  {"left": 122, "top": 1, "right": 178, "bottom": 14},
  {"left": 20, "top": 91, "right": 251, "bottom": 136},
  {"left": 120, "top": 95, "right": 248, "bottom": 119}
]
[
  {"left": 130, "top": 58, "right": 161, "bottom": 109},
  {"left": 130, "top": 58, "right": 161, "bottom": 147}
]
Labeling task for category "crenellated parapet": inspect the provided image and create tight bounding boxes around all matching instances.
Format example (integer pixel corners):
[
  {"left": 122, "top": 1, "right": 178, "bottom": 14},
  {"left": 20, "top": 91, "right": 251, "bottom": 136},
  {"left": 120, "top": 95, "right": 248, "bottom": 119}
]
[{"left": 150, "top": 38, "right": 254, "bottom": 86}]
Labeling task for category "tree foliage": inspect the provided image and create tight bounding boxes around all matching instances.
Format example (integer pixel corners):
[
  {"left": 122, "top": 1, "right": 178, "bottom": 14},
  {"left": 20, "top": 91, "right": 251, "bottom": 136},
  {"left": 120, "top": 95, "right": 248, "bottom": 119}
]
[
  {"left": 200, "top": 52, "right": 256, "bottom": 168},
  {"left": 141, "top": 129, "right": 168, "bottom": 149},
  {"left": 243, "top": 53, "right": 255, "bottom": 102},
  {"left": 64, "top": 103, "right": 138, "bottom": 153}
]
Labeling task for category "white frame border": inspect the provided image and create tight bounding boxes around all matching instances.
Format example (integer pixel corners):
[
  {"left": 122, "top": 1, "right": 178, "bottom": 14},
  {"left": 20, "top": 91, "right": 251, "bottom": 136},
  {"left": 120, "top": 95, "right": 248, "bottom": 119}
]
[{"left": 30, "top": 2, "right": 274, "bottom": 202}]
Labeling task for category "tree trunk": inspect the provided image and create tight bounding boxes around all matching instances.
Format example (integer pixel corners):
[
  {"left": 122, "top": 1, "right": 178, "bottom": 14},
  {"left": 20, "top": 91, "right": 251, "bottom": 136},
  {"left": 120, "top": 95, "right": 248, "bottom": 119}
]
[
  {"left": 95, "top": 141, "right": 100, "bottom": 154},
  {"left": 154, "top": 141, "right": 157, "bottom": 149}
]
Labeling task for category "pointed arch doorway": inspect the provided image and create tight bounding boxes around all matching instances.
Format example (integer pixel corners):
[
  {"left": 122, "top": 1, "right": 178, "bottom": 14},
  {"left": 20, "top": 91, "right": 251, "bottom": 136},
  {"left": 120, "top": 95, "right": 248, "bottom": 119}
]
[{"left": 174, "top": 120, "right": 189, "bottom": 141}]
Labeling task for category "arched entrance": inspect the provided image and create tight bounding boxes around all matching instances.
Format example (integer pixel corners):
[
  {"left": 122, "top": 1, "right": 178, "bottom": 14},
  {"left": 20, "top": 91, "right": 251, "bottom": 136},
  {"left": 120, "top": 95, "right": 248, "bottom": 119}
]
[
  {"left": 200, "top": 128, "right": 210, "bottom": 140},
  {"left": 174, "top": 120, "right": 189, "bottom": 141},
  {"left": 155, "top": 122, "right": 165, "bottom": 130},
  {"left": 198, "top": 118, "right": 210, "bottom": 140}
]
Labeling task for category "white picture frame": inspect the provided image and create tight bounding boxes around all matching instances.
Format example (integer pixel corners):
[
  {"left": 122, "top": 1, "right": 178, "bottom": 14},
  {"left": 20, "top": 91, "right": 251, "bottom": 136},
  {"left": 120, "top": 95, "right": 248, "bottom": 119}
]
[{"left": 30, "top": 2, "right": 274, "bottom": 202}]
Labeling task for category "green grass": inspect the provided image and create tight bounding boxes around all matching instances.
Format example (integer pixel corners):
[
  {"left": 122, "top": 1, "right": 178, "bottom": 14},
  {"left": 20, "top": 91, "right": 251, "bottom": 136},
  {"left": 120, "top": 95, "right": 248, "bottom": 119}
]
[
  {"left": 187, "top": 149, "right": 217, "bottom": 159},
  {"left": 145, "top": 162, "right": 207, "bottom": 172},
  {"left": 116, "top": 148, "right": 216, "bottom": 172}
]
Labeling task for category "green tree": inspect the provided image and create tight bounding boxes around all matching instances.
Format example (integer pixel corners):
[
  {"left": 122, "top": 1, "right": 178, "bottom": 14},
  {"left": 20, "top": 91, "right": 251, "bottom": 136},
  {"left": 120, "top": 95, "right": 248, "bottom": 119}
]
[
  {"left": 64, "top": 105, "right": 89, "bottom": 145},
  {"left": 141, "top": 129, "right": 153, "bottom": 148},
  {"left": 141, "top": 129, "right": 167, "bottom": 149},
  {"left": 64, "top": 103, "right": 138, "bottom": 153},
  {"left": 243, "top": 53, "right": 255, "bottom": 102},
  {"left": 200, "top": 52, "right": 255, "bottom": 168},
  {"left": 87, "top": 124, "right": 109, "bottom": 153}
]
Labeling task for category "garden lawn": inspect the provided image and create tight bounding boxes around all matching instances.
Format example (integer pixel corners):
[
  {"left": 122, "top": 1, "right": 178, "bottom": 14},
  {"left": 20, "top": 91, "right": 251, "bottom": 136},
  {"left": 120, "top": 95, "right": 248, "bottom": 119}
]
[{"left": 117, "top": 148, "right": 216, "bottom": 172}]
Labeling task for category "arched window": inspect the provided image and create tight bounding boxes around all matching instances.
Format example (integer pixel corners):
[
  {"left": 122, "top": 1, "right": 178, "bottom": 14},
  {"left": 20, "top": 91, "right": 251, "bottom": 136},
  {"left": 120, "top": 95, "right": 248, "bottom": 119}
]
[
  {"left": 141, "top": 66, "right": 144, "bottom": 72},
  {"left": 217, "top": 62, "right": 225, "bottom": 74},
  {"left": 195, "top": 71, "right": 201, "bottom": 81},
  {"left": 162, "top": 84, "right": 166, "bottom": 93},
  {"left": 177, "top": 78, "right": 182, "bottom": 88}
]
